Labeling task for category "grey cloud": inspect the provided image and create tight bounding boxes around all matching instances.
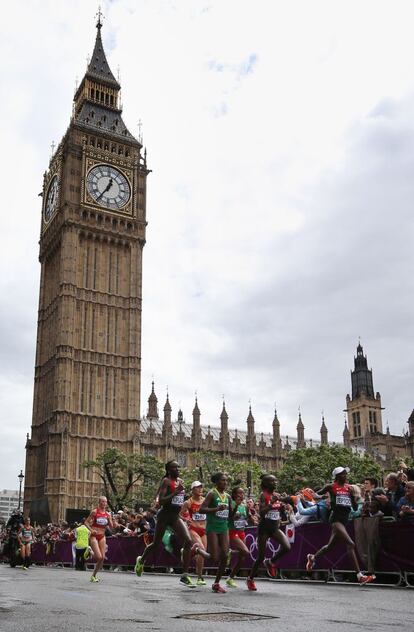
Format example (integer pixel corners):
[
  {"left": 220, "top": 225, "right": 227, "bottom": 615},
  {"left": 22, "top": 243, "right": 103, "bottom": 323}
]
[{"left": 191, "top": 93, "right": 414, "bottom": 439}]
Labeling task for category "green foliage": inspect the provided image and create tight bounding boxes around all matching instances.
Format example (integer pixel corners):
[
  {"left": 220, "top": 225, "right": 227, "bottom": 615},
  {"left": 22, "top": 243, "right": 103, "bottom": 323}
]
[
  {"left": 83, "top": 448, "right": 164, "bottom": 511},
  {"left": 180, "top": 451, "right": 271, "bottom": 496},
  {"left": 277, "top": 444, "right": 383, "bottom": 494},
  {"left": 391, "top": 456, "right": 414, "bottom": 472},
  {"left": 85, "top": 443, "right": 386, "bottom": 509}
]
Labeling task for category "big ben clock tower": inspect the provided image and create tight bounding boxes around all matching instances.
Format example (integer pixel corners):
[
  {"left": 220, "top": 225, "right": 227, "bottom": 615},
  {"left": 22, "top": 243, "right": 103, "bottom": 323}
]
[{"left": 24, "top": 17, "right": 149, "bottom": 521}]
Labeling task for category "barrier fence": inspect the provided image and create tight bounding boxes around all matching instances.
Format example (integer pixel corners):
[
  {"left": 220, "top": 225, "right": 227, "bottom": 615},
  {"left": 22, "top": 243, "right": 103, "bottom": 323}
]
[{"left": 28, "top": 521, "right": 414, "bottom": 578}]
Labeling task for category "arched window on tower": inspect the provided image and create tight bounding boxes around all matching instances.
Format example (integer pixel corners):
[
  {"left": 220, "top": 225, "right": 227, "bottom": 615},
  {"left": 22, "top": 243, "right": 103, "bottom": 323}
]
[
  {"left": 369, "top": 410, "right": 377, "bottom": 433},
  {"left": 352, "top": 412, "right": 361, "bottom": 438}
]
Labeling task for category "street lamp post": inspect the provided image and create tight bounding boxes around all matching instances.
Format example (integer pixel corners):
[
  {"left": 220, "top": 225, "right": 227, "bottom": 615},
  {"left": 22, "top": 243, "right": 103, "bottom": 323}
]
[{"left": 18, "top": 470, "right": 24, "bottom": 511}]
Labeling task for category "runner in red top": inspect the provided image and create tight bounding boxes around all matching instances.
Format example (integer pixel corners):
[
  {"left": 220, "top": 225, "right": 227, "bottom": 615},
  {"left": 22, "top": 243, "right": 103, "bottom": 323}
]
[
  {"left": 305, "top": 466, "right": 373, "bottom": 584},
  {"left": 181, "top": 481, "right": 208, "bottom": 585},
  {"left": 86, "top": 496, "right": 115, "bottom": 583},
  {"left": 246, "top": 475, "right": 291, "bottom": 591},
  {"left": 135, "top": 461, "right": 209, "bottom": 588}
]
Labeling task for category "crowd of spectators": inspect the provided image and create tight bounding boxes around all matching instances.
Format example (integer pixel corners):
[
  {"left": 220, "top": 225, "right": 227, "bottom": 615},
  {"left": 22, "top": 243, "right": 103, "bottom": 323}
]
[
  {"left": 1, "top": 465, "right": 413, "bottom": 575},
  {"left": 0, "top": 507, "right": 159, "bottom": 555}
]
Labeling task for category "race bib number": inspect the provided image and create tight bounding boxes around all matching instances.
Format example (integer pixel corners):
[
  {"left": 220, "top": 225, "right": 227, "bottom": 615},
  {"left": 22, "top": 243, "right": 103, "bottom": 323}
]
[
  {"left": 216, "top": 509, "right": 229, "bottom": 519},
  {"left": 336, "top": 494, "right": 351, "bottom": 507},
  {"left": 192, "top": 512, "right": 206, "bottom": 521},
  {"left": 96, "top": 517, "right": 108, "bottom": 526},
  {"left": 265, "top": 510, "right": 280, "bottom": 521},
  {"left": 233, "top": 519, "right": 247, "bottom": 530},
  {"left": 171, "top": 493, "right": 185, "bottom": 506}
]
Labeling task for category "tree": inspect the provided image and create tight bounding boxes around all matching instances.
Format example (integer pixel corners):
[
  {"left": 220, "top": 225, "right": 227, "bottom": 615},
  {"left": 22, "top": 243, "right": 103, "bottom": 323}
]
[
  {"left": 276, "top": 444, "right": 383, "bottom": 494},
  {"left": 181, "top": 451, "right": 271, "bottom": 497},
  {"left": 391, "top": 456, "right": 414, "bottom": 472},
  {"left": 83, "top": 448, "right": 164, "bottom": 510}
]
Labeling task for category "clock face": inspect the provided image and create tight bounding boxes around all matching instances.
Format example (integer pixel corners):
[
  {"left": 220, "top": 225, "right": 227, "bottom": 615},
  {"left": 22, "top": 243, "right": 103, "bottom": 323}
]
[
  {"left": 44, "top": 175, "right": 59, "bottom": 222},
  {"left": 86, "top": 164, "right": 131, "bottom": 210}
]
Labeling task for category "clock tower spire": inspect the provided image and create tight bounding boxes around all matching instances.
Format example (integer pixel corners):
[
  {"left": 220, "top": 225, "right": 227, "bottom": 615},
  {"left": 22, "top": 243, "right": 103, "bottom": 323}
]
[
  {"left": 74, "top": 15, "right": 122, "bottom": 117},
  {"left": 24, "top": 18, "right": 149, "bottom": 521}
]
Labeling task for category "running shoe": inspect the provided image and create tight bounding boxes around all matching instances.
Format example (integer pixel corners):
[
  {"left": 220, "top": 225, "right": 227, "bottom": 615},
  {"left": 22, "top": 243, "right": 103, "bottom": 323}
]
[
  {"left": 246, "top": 578, "right": 257, "bottom": 591},
  {"left": 306, "top": 553, "right": 315, "bottom": 572},
  {"left": 358, "top": 573, "right": 375, "bottom": 585},
  {"left": 226, "top": 577, "right": 237, "bottom": 588},
  {"left": 22, "top": 566, "right": 28, "bottom": 571},
  {"left": 265, "top": 558, "right": 278, "bottom": 578},
  {"left": 180, "top": 574, "right": 196, "bottom": 587},
  {"left": 212, "top": 582, "right": 226, "bottom": 593},
  {"left": 196, "top": 577, "right": 207, "bottom": 586},
  {"left": 134, "top": 555, "right": 144, "bottom": 577},
  {"left": 90, "top": 575, "right": 100, "bottom": 583},
  {"left": 83, "top": 546, "right": 91, "bottom": 560}
]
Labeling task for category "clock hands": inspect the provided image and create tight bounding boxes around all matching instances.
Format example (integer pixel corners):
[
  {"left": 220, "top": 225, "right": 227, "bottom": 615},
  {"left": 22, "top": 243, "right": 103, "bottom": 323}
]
[
  {"left": 87, "top": 166, "right": 130, "bottom": 208},
  {"left": 95, "top": 177, "right": 113, "bottom": 201}
]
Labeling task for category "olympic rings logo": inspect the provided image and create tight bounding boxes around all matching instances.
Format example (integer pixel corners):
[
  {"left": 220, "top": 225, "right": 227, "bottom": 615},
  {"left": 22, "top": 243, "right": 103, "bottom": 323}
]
[{"left": 244, "top": 532, "right": 279, "bottom": 562}]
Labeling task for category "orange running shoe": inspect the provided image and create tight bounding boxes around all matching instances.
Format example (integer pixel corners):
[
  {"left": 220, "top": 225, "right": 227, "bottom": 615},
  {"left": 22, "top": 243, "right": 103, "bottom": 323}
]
[
  {"left": 265, "top": 558, "right": 278, "bottom": 578},
  {"left": 246, "top": 578, "right": 257, "bottom": 591}
]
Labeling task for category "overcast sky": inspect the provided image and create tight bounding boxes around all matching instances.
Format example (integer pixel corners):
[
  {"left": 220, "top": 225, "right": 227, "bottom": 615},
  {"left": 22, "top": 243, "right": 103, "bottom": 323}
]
[{"left": 1, "top": 0, "right": 414, "bottom": 489}]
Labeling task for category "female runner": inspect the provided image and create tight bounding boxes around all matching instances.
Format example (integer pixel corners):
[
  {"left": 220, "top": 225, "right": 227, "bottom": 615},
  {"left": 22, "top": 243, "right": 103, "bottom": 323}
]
[
  {"left": 86, "top": 496, "right": 116, "bottom": 583},
  {"left": 226, "top": 486, "right": 250, "bottom": 588},
  {"left": 180, "top": 480, "right": 208, "bottom": 585},
  {"left": 200, "top": 472, "right": 232, "bottom": 593},
  {"left": 305, "top": 466, "right": 373, "bottom": 584},
  {"left": 135, "top": 461, "right": 209, "bottom": 587},
  {"left": 247, "top": 474, "right": 291, "bottom": 591},
  {"left": 18, "top": 517, "right": 35, "bottom": 569}
]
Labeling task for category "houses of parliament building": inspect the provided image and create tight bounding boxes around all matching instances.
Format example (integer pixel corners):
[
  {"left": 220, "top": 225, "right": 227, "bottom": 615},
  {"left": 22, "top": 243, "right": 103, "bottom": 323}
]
[{"left": 23, "top": 20, "right": 414, "bottom": 521}]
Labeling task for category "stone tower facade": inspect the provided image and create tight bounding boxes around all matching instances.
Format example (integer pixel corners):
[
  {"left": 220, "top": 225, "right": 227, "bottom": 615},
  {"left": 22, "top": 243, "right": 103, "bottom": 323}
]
[
  {"left": 408, "top": 410, "right": 414, "bottom": 459},
  {"left": 345, "top": 343, "right": 383, "bottom": 443},
  {"left": 345, "top": 343, "right": 411, "bottom": 466},
  {"left": 24, "top": 20, "right": 149, "bottom": 521}
]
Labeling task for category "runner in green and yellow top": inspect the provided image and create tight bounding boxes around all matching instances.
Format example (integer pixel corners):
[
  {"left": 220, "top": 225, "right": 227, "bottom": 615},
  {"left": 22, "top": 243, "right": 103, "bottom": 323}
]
[
  {"left": 200, "top": 472, "right": 232, "bottom": 593},
  {"left": 226, "top": 486, "right": 250, "bottom": 588}
]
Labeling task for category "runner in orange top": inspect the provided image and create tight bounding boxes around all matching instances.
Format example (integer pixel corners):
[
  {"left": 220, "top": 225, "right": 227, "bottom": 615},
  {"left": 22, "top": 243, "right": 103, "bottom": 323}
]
[
  {"left": 181, "top": 481, "right": 208, "bottom": 586},
  {"left": 86, "top": 496, "right": 116, "bottom": 583}
]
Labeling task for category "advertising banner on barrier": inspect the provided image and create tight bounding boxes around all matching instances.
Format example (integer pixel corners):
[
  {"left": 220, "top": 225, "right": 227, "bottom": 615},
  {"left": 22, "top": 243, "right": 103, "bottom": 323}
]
[{"left": 29, "top": 521, "right": 414, "bottom": 573}]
